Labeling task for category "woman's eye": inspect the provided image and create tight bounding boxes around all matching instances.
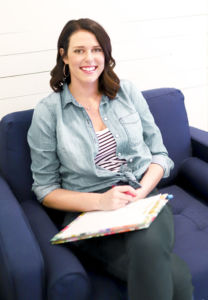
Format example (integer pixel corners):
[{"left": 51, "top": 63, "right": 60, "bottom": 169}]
[
  {"left": 93, "top": 48, "right": 102, "bottom": 52},
  {"left": 74, "top": 49, "right": 84, "bottom": 54}
]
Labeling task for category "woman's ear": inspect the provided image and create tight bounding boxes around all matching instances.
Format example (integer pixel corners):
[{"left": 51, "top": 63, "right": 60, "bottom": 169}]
[{"left": 59, "top": 48, "right": 67, "bottom": 63}]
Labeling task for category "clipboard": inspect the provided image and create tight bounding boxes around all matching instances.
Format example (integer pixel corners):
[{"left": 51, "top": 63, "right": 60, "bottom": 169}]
[{"left": 51, "top": 194, "right": 170, "bottom": 244}]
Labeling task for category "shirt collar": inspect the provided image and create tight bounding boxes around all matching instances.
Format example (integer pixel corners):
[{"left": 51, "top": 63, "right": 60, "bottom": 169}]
[
  {"left": 60, "top": 83, "right": 114, "bottom": 108},
  {"left": 61, "top": 83, "right": 78, "bottom": 108}
]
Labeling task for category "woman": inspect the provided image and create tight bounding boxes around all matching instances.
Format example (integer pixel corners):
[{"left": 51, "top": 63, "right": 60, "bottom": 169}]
[{"left": 28, "top": 18, "right": 193, "bottom": 299}]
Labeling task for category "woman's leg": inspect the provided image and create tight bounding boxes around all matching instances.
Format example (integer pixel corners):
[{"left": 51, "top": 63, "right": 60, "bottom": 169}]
[
  {"left": 124, "top": 205, "right": 192, "bottom": 300},
  {"left": 125, "top": 204, "right": 174, "bottom": 300},
  {"left": 71, "top": 205, "right": 193, "bottom": 300},
  {"left": 171, "top": 253, "right": 193, "bottom": 300}
]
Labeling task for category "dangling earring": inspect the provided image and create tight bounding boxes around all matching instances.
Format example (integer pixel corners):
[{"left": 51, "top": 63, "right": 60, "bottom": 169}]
[{"left": 63, "top": 64, "right": 70, "bottom": 80}]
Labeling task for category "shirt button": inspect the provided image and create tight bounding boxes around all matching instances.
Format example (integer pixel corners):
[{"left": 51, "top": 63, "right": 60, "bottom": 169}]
[
  {"left": 104, "top": 117, "right": 108, "bottom": 121},
  {"left": 118, "top": 153, "right": 121, "bottom": 157},
  {"left": 129, "top": 158, "right": 133, "bottom": 162},
  {"left": 115, "top": 134, "right": 119, "bottom": 138}
]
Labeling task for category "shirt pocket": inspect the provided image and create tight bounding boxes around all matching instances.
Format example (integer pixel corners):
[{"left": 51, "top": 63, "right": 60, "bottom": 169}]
[{"left": 119, "top": 112, "right": 143, "bottom": 146}]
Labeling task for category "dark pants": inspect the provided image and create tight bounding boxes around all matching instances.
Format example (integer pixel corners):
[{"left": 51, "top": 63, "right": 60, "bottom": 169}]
[{"left": 69, "top": 189, "right": 193, "bottom": 300}]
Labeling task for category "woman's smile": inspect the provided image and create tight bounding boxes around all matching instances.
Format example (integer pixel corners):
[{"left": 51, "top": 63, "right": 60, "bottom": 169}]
[{"left": 80, "top": 65, "right": 98, "bottom": 74}]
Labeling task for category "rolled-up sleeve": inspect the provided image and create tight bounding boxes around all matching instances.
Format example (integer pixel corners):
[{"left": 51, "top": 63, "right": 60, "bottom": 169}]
[
  {"left": 27, "top": 100, "right": 61, "bottom": 202},
  {"left": 151, "top": 154, "right": 174, "bottom": 178},
  {"left": 130, "top": 83, "right": 174, "bottom": 177}
]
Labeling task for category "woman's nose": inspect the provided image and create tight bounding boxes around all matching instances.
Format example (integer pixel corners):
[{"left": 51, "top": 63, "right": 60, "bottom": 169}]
[{"left": 84, "top": 50, "right": 93, "bottom": 62}]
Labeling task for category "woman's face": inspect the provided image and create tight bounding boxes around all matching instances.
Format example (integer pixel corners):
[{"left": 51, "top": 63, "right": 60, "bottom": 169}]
[{"left": 62, "top": 30, "right": 105, "bottom": 88}]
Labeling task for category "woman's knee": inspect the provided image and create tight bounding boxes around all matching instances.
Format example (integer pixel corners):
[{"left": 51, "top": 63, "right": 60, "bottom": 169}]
[
  {"left": 126, "top": 231, "right": 168, "bottom": 262},
  {"left": 126, "top": 206, "right": 174, "bottom": 258}
]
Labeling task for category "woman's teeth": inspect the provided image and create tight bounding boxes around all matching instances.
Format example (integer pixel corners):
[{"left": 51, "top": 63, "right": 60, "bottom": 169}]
[{"left": 81, "top": 66, "right": 96, "bottom": 71}]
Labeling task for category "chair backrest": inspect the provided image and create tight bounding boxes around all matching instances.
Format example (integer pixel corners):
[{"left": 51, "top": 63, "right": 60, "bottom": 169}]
[
  {"left": 0, "top": 109, "right": 35, "bottom": 202},
  {"left": 143, "top": 88, "right": 192, "bottom": 187},
  {"left": 0, "top": 88, "right": 192, "bottom": 202}
]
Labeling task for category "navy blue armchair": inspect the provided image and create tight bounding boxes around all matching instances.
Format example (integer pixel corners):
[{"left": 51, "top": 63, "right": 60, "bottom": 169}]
[{"left": 0, "top": 88, "right": 208, "bottom": 300}]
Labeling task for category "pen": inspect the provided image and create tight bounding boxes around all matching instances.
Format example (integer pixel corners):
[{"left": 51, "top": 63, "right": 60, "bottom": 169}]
[{"left": 166, "top": 194, "right": 174, "bottom": 200}]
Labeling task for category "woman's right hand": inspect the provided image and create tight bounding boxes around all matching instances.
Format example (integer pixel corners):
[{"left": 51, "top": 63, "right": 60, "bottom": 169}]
[{"left": 98, "top": 185, "right": 137, "bottom": 211}]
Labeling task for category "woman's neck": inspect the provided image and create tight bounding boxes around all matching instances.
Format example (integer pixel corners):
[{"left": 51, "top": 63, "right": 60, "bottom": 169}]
[
  {"left": 69, "top": 81, "right": 101, "bottom": 107},
  {"left": 69, "top": 80, "right": 100, "bottom": 98}
]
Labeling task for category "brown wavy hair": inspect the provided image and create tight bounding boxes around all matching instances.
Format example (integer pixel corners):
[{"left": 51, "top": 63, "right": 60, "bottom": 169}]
[{"left": 50, "top": 18, "right": 120, "bottom": 99}]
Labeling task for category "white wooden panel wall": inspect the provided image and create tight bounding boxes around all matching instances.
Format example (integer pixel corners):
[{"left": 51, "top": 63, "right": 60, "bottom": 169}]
[{"left": 0, "top": 0, "right": 208, "bottom": 130}]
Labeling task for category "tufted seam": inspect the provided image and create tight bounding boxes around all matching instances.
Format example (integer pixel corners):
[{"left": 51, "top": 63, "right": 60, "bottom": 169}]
[
  {"left": 49, "top": 272, "right": 90, "bottom": 298},
  {"left": 174, "top": 211, "right": 208, "bottom": 231},
  {"left": 172, "top": 205, "right": 189, "bottom": 216}
]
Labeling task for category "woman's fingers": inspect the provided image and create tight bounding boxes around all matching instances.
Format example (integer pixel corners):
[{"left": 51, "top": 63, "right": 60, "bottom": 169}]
[
  {"left": 99, "top": 185, "right": 139, "bottom": 211},
  {"left": 113, "top": 185, "right": 137, "bottom": 200}
]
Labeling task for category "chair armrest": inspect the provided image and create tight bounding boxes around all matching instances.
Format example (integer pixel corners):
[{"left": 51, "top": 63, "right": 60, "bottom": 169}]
[
  {"left": 190, "top": 126, "right": 208, "bottom": 163},
  {"left": 0, "top": 175, "right": 44, "bottom": 300},
  {"left": 22, "top": 199, "right": 91, "bottom": 300},
  {"left": 178, "top": 157, "right": 208, "bottom": 199}
]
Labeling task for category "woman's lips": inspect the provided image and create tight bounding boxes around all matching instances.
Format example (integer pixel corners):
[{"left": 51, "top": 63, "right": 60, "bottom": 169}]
[{"left": 80, "top": 66, "right": 98, "bottom": 73}]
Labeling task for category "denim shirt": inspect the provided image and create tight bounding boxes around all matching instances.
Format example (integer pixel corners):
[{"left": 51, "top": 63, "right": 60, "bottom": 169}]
[{"left": 27, "top": 80, "right": 174, "bottom": 202}]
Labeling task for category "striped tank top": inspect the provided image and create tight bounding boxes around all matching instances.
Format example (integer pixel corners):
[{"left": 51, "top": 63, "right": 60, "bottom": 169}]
[{"left": 95, "top": 128, "right": 127, "bottom": 172}]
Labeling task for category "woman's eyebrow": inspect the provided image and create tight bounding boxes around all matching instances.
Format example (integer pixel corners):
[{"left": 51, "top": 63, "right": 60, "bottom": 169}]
[
  {"left": 72, "top": 46, "right": 85, "bottom": 48},
  {"left": 72, "top": 45, "right": 101, "bottom": 48}
]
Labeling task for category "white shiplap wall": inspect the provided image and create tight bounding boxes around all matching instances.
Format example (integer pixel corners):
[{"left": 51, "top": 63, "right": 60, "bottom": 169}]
[{"left": 0, "top": 0, "right": 208, "bottom": 130}]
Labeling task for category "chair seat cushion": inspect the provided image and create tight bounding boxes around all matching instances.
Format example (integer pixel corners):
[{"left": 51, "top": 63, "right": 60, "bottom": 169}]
[
  {"left": 88, "top": 270, "right": 127, "bottom": 300},
  {"left": 159, "top": 185, "right": 208, "bottom": 300}
]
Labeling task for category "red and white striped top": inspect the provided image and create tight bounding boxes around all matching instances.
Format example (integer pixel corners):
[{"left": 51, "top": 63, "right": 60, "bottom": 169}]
[{"left": 95, "top": 128, "right": 127, "bottom": 172}]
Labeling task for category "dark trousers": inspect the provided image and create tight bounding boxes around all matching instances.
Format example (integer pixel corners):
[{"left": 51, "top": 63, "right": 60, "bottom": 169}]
[{"left": 70, "top": 190, "right": 193, "bottom": 300}]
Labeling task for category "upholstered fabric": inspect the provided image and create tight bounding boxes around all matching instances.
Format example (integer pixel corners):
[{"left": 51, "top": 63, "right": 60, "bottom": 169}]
[
  {"left": 179, "top": 157, "right": 208, "bottom": 198},
  {"left": 190, "top": 126, "right": 208, "bottom": 163},
  {"left": 0, "top": 110, "right": 34, "bottom": 202},
  {"left": 0, "top": 176, "right": 44, "bottom": 300},
  {"left": 143, "top": 88, "right": 192, "bottom": 187}
]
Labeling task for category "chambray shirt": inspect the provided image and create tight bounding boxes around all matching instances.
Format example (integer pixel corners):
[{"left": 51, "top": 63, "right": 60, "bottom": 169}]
[{"left": 27, "top": 80, "right": 174, "bottom": 203}]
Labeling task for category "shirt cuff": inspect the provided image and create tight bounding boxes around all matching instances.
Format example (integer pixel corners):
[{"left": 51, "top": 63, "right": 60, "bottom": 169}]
[
  {"left": 152, "top": 154, "right": 174, "bottom": 178},
  {"left": 32, "top": 183, "right": 61, "bottom": 203}
]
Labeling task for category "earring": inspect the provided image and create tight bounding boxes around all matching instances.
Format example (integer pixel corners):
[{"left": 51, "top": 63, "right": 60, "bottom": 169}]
[{"left": 63, "top": 64, "right": 70, "bottom": 79}]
